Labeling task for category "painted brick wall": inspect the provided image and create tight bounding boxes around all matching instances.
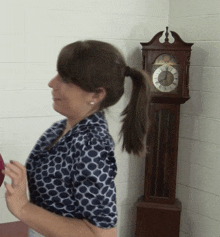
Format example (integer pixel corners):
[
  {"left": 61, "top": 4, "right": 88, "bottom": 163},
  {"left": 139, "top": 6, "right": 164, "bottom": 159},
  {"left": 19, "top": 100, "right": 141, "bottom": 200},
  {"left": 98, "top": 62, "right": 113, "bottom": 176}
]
[
  {"left": 0, "top": 1, "right": 169, "bottom": 236},
  {"left": 169, "top": 1, "right": 220, "bottom": 237}
]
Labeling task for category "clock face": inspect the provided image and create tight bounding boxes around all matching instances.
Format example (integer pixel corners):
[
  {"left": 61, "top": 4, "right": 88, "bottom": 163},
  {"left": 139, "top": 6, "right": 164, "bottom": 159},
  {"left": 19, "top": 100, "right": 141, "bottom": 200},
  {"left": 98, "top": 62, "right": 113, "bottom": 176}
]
[
  {"left": 151, "top": 54, "right": 179, "bottom": 93},
  {"left": 153, "top": 65, "right": 178, "bottom": 92}
]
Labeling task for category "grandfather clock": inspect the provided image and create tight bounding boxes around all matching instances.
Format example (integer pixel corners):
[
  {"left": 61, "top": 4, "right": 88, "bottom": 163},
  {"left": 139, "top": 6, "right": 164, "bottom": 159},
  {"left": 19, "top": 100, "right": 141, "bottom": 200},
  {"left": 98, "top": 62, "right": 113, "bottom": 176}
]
[{"left": 135, "top": 27, "right": 193, "bottom": 237}]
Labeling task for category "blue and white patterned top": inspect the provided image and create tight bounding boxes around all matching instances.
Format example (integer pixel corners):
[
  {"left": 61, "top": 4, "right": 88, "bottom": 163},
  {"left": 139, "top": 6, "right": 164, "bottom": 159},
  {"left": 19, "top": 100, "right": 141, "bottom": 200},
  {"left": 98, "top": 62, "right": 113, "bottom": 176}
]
[{"left": 25, "top": 111, "right": 117, "bottom": 229}]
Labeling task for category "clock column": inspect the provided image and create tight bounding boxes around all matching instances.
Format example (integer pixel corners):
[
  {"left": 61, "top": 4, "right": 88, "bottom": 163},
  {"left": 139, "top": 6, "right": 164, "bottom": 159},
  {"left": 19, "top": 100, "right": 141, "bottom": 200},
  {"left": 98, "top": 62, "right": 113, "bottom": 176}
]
[{"left": 135, "top": 27, "right": 193, "bottom": 237}]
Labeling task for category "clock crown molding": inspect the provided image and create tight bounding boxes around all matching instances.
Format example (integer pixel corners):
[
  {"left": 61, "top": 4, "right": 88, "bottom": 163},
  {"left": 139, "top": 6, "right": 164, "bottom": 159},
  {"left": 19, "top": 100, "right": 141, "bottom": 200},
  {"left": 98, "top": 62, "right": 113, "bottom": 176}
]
[
  {"left": 141, "top": 26, "right": 193, "bottom": 51},
  {"left": 141, "top": 27, "right": 194, "bottom": 103}
]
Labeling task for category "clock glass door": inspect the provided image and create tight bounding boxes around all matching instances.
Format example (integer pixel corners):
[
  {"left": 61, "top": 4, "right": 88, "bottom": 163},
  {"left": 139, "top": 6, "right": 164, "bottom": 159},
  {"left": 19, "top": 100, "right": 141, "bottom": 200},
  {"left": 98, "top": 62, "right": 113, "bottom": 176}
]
[{"left": 151, "top": 54, "right": 179, "bottom": 93}]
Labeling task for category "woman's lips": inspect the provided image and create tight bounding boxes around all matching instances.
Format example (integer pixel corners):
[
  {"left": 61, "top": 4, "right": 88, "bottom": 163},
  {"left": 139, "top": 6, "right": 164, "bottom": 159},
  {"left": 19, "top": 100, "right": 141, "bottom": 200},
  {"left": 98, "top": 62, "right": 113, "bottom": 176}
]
[
  {"left": 53, "top": 98, "right": 61, "bottom": 101},
  {"left": 52, "top": 93, "right": 61, "bottom": 101}
]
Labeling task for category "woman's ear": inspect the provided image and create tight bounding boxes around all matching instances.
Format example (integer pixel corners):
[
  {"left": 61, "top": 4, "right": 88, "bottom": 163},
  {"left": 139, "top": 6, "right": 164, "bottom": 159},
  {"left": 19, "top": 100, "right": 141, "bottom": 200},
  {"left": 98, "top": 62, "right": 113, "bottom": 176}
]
[{"left": 92, "top": 87, "right": 106, "bottom": 104}]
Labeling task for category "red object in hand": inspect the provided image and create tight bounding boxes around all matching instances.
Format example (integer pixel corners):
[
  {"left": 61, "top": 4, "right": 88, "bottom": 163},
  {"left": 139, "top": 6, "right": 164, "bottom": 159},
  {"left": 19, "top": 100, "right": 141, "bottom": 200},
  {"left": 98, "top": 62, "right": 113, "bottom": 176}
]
[{"left": 0, "top": 154, "right": 5, "bottom": 187}]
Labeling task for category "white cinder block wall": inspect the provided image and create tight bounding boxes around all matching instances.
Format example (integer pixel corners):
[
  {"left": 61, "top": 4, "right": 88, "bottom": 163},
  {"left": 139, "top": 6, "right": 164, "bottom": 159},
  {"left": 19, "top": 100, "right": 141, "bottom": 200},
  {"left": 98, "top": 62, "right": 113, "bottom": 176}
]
[
  {"left": 1, "top": 1, "right": 219, "bottom": 237},
  {"left": 169, "top": 1, "right": 220, "bottom": 237},
  {"left": 0, "top": 1, "right": 169, "bottom": 237}
]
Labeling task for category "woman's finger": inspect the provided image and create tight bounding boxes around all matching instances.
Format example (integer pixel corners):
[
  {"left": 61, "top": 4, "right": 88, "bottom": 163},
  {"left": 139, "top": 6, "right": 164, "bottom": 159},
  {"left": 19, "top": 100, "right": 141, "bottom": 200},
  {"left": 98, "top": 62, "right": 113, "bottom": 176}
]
[
  {"left": 2, "top": 170, "right": 20, "bottom": 188},
  {"left": 4, "top": 163, "right": 21, "bottom": 176},
  {"left": 9, "top": 161, "right": 26, "bottom": 175},
  {"left": 2, "top": 169, "right": 17, "bottom": 180},
  {"left": 4, "top": 182, "right": 15, "bottom": 195}
]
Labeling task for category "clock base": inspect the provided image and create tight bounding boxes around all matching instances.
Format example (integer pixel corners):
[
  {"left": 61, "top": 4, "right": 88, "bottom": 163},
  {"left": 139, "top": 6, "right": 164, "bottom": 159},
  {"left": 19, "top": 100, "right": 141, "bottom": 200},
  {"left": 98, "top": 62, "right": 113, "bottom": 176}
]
[{"left": 135, "top": 197, "right": 181, "bottom": 237}]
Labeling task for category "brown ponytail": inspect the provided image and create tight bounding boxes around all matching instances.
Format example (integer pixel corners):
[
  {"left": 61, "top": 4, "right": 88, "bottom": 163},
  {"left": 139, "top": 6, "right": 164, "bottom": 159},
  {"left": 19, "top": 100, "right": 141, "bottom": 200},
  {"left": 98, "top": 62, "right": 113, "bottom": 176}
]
[{"left": 120, "top": 67, "right": 151, "bottom": 156}]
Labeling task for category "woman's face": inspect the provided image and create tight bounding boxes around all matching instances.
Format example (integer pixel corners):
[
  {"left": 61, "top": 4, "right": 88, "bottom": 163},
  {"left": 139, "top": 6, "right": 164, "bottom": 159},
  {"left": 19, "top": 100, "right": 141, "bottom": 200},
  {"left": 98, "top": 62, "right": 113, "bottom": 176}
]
[{"left": 48, "top": 74, "right": 95, "bottom": 122}]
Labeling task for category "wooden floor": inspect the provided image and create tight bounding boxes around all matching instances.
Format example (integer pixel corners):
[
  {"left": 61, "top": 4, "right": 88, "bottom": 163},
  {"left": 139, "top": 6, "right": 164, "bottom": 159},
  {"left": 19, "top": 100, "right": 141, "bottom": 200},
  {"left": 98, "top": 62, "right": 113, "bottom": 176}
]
[{"left": 0, "top": 221, "right": 29, "bottom": 237}]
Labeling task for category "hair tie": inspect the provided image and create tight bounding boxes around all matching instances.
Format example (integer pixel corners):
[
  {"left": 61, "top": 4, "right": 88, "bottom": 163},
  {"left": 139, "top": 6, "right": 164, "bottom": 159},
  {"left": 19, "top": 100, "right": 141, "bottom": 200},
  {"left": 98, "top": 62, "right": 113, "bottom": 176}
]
[{"left": 124, "top": 66, "right": 131, "bottom": 77}]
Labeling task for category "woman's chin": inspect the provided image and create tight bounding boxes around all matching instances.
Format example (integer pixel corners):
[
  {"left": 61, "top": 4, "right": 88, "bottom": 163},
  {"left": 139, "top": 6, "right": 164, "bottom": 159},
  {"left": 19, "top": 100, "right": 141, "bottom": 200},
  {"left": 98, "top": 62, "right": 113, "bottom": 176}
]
[{"left": 52, "top": 103, "right": 64, "bottom": 115}]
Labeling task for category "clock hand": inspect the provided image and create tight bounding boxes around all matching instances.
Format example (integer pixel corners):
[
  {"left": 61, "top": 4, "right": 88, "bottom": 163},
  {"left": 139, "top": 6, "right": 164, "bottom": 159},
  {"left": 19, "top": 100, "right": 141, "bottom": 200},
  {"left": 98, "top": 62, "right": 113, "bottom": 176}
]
[
  {"left": 159, "top": 73, "right": 168, "bottom": 83},
  {"left": 161, "top": 67, "right": 169, "bottom": 82},
  {"left": 165, "top": 66, "right": 168, "bottom": 78},
  {"left": 158, "top": 66, "right": 169, "bottom": 83}
]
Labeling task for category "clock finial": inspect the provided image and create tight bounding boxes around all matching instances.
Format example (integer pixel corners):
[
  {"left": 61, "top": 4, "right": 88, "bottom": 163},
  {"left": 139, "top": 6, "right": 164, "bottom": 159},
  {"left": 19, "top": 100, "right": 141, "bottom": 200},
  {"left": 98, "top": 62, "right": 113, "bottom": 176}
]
[{"left": 165, "top": 26, "right": 169, "bottom": 43}]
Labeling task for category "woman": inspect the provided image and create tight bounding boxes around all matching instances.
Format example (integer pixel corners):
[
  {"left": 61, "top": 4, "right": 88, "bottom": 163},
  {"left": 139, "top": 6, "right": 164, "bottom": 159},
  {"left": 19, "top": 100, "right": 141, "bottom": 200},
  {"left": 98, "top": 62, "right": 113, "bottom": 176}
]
[{"left": 2, "top": 40, "right": 150, "bottom": 237}]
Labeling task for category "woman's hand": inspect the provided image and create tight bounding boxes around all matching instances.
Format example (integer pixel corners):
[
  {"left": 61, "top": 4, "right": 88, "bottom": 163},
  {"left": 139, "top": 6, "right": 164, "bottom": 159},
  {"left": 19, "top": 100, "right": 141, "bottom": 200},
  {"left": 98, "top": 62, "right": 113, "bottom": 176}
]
[{"left": 1, "top": 160, "right": 29, "bottom": 219}]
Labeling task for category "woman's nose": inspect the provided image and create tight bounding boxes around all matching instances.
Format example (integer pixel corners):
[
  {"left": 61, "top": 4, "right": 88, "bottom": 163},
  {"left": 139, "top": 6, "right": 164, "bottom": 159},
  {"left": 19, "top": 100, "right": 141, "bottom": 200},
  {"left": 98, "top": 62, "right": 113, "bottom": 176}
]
[{"left": 48, "top": 75, "right": 59, "bottom": 88}]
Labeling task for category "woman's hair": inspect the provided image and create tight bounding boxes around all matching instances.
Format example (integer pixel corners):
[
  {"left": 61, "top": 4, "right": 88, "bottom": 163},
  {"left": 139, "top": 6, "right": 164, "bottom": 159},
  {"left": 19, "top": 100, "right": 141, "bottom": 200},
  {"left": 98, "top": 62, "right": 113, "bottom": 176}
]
[{"left": 57, "top": 40, "right": 151, "bottom": 156}]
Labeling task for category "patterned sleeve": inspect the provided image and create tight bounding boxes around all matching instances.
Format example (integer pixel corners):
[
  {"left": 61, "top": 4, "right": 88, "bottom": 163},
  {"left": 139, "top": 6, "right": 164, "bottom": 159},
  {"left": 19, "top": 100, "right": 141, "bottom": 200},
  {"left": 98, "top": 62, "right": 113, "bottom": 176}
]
[{"left": 71, "top": 135, "right": 118, "bottom": 229}]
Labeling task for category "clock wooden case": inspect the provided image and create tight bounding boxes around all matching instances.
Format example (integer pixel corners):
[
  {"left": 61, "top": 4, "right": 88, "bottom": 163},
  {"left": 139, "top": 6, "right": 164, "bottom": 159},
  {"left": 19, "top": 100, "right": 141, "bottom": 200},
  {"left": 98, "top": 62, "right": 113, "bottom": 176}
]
[{"left": 135, "top": 27, "right": 193, "bottom": 237}]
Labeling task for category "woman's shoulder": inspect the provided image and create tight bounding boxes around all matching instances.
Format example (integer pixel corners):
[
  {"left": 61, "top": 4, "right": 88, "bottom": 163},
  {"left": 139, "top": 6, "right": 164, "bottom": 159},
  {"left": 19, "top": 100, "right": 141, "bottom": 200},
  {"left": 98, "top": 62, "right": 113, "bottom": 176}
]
[
  {"left": 74, "top": 129, "right": 117, "bottom": 178},
  {"left": 82, "top": 125, "right": 114, "bottom": 149}
]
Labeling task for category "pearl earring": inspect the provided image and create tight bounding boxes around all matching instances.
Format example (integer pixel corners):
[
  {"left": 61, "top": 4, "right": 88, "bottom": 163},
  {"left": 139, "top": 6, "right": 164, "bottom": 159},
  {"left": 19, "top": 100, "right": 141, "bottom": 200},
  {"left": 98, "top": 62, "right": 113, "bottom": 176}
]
[{"left": 90, "top": 102, "right": 95, "bottom": 105}]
